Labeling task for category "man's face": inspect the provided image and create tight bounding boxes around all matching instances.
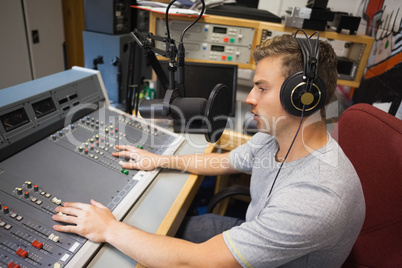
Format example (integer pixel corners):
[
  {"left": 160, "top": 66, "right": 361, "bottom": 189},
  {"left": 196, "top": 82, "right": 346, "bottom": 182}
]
[{"left": 245, "top": 56, "right": 292, "bottom": 136}]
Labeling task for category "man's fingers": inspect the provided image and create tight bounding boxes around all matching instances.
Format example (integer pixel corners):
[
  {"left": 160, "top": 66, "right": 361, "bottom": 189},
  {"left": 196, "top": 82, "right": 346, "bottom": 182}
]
[
  {"left": 114, "top": 144, "right": 139, "bottom": 151},
  {"left": 52, "top": 213, "right": 77, "bottom": 224},
  {"left": 90, "top": 199, "right": 107, "bottom": 209},
  {"left": 53, "top": 223, "right": 78, "bottom": 233},
  {"left": 121, "top": 159, "right": 138, "bottom": 169}
]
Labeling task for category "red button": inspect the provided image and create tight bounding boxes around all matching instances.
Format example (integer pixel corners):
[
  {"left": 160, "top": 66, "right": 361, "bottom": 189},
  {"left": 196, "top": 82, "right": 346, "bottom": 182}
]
[
  {"left": 16, "top": 248, "right": 28, "bottom": 258},
  {"left": 221, "top": 55, "right": 227, "bottom": 60},
  {"left": 7, "top": 261, "right": 20, "bottom": 268},
  {"left": 223, "top": 37, "right": 229, "bottom": 42},
  {"left": 32, "top": 239, "right": 44, "bottom": 249}
]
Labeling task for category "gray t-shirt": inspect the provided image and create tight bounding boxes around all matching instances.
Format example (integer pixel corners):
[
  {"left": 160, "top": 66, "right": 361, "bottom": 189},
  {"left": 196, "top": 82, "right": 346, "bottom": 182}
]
[{"left": 224, "top": 132, "right": 365, "bottom": 268}]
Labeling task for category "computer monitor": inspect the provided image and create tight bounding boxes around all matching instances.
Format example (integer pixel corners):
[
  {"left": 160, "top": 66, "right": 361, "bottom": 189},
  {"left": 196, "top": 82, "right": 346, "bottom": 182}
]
[
  {"left": 156, "top": 61, "right": 238, "bottom": 133},
  {"left": 156, "top": 61, "right": 238, "bottom": 117}
]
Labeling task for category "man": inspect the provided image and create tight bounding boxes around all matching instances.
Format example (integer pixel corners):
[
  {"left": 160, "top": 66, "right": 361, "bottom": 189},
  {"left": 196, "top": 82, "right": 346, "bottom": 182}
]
[{"left": 53, "top": 33, "right": 365, "bottom": 267}]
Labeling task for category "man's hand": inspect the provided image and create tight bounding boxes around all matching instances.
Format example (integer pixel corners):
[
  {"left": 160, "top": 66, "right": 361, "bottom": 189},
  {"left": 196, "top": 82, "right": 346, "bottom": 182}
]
[
  {"left": 52, "top": 199, "right": 117, "bottom": 243},
  {"left": 112, "top": 145, "right": 161, "bottom": 171}
]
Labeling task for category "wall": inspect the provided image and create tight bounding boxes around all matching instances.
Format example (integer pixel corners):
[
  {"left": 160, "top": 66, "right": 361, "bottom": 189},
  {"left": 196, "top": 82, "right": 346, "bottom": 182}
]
[
  {"left": 352, "top": 0, "right": 401, "bottom": 115},
  {"left": 0, "top": 0, "right": 65, "bottom": 89}
]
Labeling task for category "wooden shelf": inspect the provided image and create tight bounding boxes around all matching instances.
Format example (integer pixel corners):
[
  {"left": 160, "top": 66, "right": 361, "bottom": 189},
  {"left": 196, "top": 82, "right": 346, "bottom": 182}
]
[{"left": 149, "top": 12, "right": 374, "bottom": 88}]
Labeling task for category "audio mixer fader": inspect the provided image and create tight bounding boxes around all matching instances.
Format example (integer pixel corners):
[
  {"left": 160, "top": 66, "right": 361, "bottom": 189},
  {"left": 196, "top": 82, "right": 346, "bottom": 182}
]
[{"left": 0, "top": 67, "right": 184, "bottom": 267}]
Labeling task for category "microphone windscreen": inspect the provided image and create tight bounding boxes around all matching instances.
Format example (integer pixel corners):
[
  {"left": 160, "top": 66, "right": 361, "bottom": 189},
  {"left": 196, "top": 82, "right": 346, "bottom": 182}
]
[{"left": 171, "top": 97, "right": 207, "bottom": 121}]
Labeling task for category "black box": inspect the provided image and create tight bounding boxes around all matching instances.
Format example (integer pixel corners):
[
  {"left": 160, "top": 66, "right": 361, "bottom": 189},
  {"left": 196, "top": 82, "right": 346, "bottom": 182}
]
[
  {"left": 85, "top": 0, "right": 131, "bottom": 35},
  {"left": 302, "top": 19, "right": 327, "bottom": 31},
  {"left": 310, "top": 8, "right": 335, "bottom": 21},
  {"left": 307, "top": 0, "right": 329, "bottom": 9}
]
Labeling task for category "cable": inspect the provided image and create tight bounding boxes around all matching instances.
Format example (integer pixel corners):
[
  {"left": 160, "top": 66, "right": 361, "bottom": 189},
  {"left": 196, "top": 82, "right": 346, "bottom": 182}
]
[
  {"left": 179, "top": 1, "right": 205, "bottom": 43},
  {"left": 267, "top": 105, "right": 306, "bottom": 197},
  {"left": 165, "top": 0, "right": 177, "bottom": 40}
]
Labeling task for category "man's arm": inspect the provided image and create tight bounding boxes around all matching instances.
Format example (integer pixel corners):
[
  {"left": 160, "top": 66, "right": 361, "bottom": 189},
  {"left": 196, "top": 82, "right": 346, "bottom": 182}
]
[
  {"left": 112, "top": 145, "right": 239, "bottom": 176},
  {"left": 53, "top": 200, "right": 241, "bottom": 268}
]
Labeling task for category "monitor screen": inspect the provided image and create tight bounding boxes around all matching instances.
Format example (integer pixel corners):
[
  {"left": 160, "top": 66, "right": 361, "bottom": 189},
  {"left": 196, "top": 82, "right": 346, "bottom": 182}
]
[{"left": 156, "top": 61, "right": 238, "bottom": 117}]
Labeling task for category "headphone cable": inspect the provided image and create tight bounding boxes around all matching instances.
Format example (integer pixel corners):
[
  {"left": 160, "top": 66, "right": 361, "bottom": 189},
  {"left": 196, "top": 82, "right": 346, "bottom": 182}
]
[{"left": 267, "top": 105, "right": 306, "bottom": 197}]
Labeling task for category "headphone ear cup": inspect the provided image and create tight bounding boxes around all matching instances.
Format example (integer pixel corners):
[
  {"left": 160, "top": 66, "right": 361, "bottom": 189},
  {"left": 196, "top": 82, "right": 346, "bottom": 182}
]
[{"left": 280, "top": 71, "right": 327, "bottom": 117}]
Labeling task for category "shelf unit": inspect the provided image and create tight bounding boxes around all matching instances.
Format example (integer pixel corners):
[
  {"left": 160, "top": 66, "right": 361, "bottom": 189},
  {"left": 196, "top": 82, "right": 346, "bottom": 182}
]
[{"left": 149, "top": 12, "right": 374, "bottom": 88}]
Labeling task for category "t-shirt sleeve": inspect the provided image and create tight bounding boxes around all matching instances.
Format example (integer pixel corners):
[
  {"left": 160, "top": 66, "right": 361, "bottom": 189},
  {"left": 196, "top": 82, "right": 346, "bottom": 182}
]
[{"left": 222, "top": 183, "right": 347, "bottom": 268}]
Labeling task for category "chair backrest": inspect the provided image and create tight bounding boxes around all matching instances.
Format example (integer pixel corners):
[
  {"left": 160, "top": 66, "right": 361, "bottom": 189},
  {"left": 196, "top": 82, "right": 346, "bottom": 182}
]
[{"left": 331, "top": 103, "right": 402, "bottom": 268}]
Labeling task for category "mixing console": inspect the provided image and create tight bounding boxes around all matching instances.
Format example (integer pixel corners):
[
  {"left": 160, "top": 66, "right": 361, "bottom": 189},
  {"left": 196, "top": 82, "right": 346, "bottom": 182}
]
[{"left": 0, "top": 67, "right": 184, "bottom": 267}]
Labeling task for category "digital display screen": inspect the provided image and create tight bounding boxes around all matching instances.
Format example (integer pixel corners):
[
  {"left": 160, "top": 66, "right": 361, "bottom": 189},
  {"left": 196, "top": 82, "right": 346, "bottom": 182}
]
[
  {"left": 213, "top": 26, "right": 227, "bottom": 34},
  {"left": 211, "top": 45, "right": 225, "bottom": 52},
  {"left": 0, "top": 108, "right": 30, "bottom": 132},
  {"left": 32, "top": 97, "right": 57, "bottom": 118}
]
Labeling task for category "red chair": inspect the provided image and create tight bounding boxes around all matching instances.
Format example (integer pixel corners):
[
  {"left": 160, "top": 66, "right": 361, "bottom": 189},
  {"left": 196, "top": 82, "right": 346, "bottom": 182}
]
[{"left": 331, "top": 103, "right": 402, "bottom": 268}]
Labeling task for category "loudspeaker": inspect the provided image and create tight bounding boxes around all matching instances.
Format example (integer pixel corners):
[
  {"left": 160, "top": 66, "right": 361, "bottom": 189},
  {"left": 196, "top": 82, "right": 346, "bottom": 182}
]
[
  {"left": 84, "top": 0, "right": 131, "bottom": 35},
  {"left": 280, "top": 33, "right": 327, "bottom": 117},
  {"left": 83, "top": 31, "right": 131, "bottom": 104}
]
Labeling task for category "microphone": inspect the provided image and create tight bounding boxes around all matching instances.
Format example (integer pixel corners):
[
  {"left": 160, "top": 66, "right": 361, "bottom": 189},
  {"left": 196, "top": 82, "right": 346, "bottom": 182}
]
[
  {"left": 139, "top": 84, "right": 231, "bottom": 143},
  {"left": 139, "top": 97, "right": 207, "bottom": 121}
]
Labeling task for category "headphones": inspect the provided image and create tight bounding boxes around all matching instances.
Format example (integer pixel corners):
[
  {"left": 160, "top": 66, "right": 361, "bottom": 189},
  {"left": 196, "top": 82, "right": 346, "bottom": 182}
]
[
  {"left": 280, "top": 30, "right": 327, "bottom": 117},
  {"left": 268, "top": 30, "right": 327, "bottom": 197}
]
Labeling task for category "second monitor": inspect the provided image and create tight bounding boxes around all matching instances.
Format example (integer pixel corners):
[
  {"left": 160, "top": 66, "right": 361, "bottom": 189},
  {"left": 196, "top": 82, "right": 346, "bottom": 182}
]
[{"left": 156, "top": 61, "right": 238, "bottom": 133}]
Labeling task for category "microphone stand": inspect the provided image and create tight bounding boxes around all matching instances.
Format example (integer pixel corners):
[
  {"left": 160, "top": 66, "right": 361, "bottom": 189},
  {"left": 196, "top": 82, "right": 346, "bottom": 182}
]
[
  {"left": 126, "top": 30, "right": 179, "bottom": 117},
  {"left": 126, "top": 0, "right": 205, "bottom": 117}
]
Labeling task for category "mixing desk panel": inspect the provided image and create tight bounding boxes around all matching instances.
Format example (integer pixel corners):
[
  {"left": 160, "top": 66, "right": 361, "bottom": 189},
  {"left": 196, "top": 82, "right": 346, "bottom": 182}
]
[{"left": 0, "top": 67, "right": 184, "bottom": 267}]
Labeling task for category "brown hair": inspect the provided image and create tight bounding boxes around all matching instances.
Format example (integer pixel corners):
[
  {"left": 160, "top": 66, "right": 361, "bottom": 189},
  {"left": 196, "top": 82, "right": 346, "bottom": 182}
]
[{"left": 253, "top": 34, "right": 338, "bottom": 118}]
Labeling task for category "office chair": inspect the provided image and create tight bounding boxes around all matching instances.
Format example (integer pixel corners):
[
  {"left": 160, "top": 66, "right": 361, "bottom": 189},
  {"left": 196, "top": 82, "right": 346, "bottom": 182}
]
[{"left": 332, "top": 103, "right": 402, "bottom": 268}]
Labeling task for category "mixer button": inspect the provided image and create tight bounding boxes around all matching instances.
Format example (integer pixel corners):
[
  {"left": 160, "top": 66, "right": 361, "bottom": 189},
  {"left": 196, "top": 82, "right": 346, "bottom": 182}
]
[
  {"left": 16, "top": 248, "right": 28, "bottom": 258},
  {"left": 0, "top": 221, "right": 5, "bottom": 227},
  {"left": 32, "top": 239, "right": 44, "bottom": 249},
  {"left": 4, "top": 224, "right": 12, "bottom": 230},
  {"left": 10, "top": 213, "right": 17, "bottom": 218},
  {"left": 16, "top": 215, "right": 23, "bottom": 221},
  {"left": 7, "top": 261, "right": 20, "bottom": 268}
]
